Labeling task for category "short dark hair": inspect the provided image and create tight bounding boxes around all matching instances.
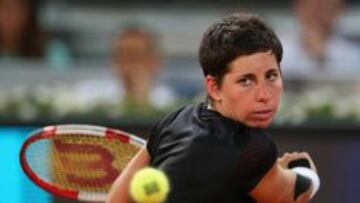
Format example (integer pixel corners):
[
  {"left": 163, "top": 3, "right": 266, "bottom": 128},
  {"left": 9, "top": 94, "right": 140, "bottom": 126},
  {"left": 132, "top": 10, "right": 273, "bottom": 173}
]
[{"left": 199, "top": 12, "right": 283, "bottom": 84}]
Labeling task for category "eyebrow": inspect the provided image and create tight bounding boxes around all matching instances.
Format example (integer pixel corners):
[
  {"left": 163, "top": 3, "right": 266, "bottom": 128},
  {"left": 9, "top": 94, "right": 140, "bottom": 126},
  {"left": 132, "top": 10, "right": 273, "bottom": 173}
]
[
  {"left": 266, "top": 68, "right": 280, "bottom": 74},
  {"left": 237, "top": 73, "right": 256, "bottom": 80},
  {"left": 235, "top": 67, "right": 280, "bottom": 80}
]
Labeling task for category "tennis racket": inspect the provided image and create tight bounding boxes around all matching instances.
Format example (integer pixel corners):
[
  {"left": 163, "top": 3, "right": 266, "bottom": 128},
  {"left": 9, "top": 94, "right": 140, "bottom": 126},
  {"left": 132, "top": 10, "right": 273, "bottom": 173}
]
[{"left": 20, "top": 124, "right": 146, "bottom": 202}]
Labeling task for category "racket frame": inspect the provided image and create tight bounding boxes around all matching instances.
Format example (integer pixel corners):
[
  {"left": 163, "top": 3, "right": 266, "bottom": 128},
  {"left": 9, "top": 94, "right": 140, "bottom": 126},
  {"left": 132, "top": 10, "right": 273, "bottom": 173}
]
[{"left": 20, "top": 124, "right": 146, "bottom": 202}]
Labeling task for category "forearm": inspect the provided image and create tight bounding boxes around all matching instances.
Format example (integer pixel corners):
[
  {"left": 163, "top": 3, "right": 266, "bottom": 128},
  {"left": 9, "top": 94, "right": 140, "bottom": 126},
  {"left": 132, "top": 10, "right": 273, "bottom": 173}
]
[
  {"left": 277, "top": 168, "right": 313, "bottom": 203},
  {"left": 276, "top": 153, "right": 320, "bottom": 203},
  {"left": 251, "top": 163, "right": 316, "bottom": 203},
  {"left": 290, "top": 167, "right": 320, "bottom": 202},
  {"left": 106, "top": 147, "right": 150, "bottom": 203},
  {"left": 250, "top": 163, "right": 292, "bottom": 203},
  {"left": 106, "top": 172, "right": 133, "bottom": 203},
  {"left": 278, "top": 167, "right": 319, "bottom": 203}
]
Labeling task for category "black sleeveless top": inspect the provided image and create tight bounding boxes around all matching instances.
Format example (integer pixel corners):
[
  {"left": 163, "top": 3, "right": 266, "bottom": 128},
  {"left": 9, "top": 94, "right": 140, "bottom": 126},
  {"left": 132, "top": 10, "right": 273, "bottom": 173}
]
[{"left": 147, "top": 102, "right": 278, "bottom": 203}]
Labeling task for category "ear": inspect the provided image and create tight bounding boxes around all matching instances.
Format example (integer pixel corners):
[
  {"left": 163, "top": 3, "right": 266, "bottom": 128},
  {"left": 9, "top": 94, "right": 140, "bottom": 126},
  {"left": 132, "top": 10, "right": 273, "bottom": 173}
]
[{"left": 205, "top": 75, "right": 221, "bottom": 101}]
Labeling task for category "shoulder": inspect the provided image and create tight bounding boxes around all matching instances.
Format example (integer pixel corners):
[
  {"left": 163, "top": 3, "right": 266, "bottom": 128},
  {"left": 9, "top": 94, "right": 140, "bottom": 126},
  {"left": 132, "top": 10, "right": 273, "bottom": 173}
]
[
  {"left": 152, "top": 103, "right": 201, "bottom": 132},
  {"left": 146, "top": 103, "right": 204, "bottom": 162}
]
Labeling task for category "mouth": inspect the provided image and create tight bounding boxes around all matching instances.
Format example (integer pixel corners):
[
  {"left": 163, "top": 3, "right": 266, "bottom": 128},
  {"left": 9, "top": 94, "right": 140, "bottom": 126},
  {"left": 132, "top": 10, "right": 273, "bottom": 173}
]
[{"left": 251, "top": 109, "right": 274, "bottom": 121}]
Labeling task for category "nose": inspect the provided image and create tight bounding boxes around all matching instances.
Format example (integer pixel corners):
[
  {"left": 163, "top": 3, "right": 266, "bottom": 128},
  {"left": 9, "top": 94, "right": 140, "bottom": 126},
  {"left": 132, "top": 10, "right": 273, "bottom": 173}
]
[{"left": 255, "top": 83, "right": 271, "bottom": 103}]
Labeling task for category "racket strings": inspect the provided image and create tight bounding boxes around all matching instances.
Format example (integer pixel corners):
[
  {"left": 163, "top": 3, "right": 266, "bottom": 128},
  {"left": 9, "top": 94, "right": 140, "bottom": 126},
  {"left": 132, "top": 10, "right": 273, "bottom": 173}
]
[{"left": 26, "top": 134, "right": 139, "bottom": 193}]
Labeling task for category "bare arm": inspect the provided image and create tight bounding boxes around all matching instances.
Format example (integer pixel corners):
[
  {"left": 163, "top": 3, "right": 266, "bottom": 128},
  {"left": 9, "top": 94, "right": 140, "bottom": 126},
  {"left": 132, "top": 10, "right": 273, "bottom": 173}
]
[
  {"left": 106, "top": 146, "right": 150, "bottom": 203},
  {"left": 250, "top": 152, "right": 318, "bottom": 203}
]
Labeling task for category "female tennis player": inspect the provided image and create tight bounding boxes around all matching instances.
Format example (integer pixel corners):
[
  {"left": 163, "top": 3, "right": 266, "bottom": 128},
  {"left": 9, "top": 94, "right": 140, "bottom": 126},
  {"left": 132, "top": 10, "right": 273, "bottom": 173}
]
[{"left": 107, "top": 12, "right": 320, "bottom": 203}]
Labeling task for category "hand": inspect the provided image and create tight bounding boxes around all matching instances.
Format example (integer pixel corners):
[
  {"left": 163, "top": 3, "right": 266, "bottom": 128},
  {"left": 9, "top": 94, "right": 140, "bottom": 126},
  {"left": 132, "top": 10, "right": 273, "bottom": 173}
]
[{"left": 277, "top": 152, "right": 317, "bottom": 173}]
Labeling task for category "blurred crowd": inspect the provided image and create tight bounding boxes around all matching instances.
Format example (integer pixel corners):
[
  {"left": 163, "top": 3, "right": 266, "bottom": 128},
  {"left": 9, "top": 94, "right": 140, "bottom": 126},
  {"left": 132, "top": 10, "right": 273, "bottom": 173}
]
[
  {"left": 1, "top": 0, "right": 360, "bottom": 122},
  {"left": 73, "top": 25, "right": 177, "bottom": 117},
  {"left": 0, "top": 0, "right": 46, "bottom": 58},
  {"left": 281, "top": 0, "right": 360, "bottom": 76}
]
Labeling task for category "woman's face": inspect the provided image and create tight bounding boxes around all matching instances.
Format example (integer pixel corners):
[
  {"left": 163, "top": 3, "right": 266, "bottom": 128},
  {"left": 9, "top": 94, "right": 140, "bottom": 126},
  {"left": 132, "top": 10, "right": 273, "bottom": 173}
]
[{"left": 207, "top": 52, "right": 283, "bottom": 128}]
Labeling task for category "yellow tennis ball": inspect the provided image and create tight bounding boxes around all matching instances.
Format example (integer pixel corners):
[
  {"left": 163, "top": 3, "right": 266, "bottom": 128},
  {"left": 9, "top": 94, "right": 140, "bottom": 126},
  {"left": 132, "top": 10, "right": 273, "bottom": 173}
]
[{"left": 130, "top": 167, "right": 170, "bottom": 203}]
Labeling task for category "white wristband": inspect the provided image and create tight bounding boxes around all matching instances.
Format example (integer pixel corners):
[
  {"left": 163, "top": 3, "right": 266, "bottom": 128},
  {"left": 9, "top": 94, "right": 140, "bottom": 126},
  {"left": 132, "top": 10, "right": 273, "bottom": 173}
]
[{"left": 291, "top": 167, "right": 320, "bottom": 198}]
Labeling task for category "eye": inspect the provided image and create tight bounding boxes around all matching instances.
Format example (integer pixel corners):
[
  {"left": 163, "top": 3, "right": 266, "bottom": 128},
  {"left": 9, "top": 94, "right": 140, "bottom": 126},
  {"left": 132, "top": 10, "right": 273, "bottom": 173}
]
[
  {"left": 266, "top": 71, "right": 279, "bottom": 82},
  {"left": 238, "top": 77, "right": 253, "bottom": 86}
]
